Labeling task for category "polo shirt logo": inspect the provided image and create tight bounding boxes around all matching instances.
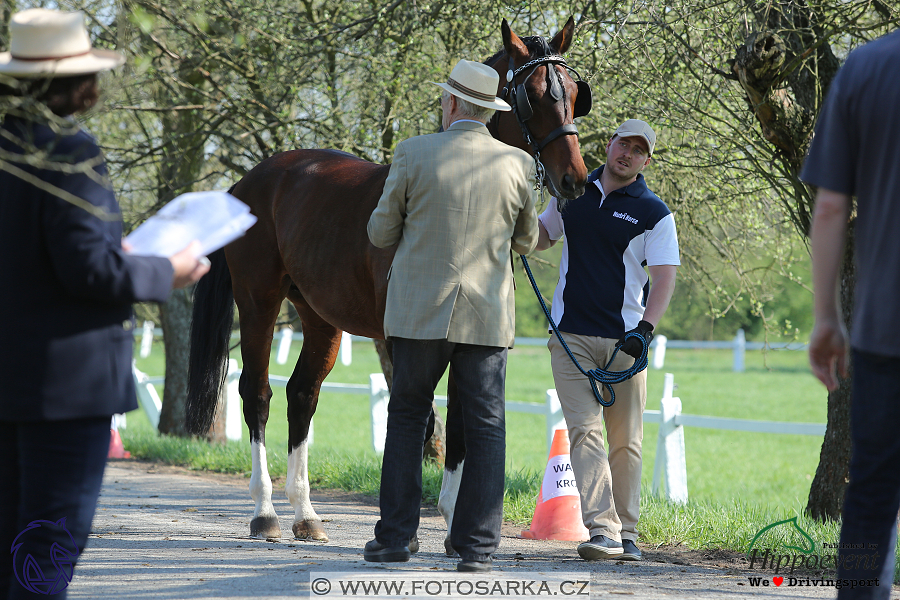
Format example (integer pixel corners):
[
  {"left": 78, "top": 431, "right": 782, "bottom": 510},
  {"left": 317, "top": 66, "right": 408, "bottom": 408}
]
[{"left": 613, "top": 211, "right": 638, "bottom": 225}]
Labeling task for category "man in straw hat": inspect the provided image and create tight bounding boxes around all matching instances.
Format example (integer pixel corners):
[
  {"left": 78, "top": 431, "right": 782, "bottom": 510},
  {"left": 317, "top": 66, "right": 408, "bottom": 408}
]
[
  {"left": 0, "top": 9, "right": 208, "bottom": 597},
  {"left": 366, "top": 59, "right": 538, "bottom": 572},
  {"left": 533, "top": 119, "right": 679, "bottom": 562}
]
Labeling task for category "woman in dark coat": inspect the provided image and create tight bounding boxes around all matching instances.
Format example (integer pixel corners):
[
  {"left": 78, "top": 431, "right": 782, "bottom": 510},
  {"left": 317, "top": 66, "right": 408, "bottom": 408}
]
[{"left": 0, "top": 9, "right": 209, "bottom": 598}]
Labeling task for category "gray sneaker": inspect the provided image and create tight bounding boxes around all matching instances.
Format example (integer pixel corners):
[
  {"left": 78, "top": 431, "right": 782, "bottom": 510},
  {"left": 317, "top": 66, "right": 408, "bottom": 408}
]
[
  {"left": 577, "top": 535, "right": 624, "bottom": 560},
  {"left": 620, "top": 539, "right": 642, "bottom": 561}
]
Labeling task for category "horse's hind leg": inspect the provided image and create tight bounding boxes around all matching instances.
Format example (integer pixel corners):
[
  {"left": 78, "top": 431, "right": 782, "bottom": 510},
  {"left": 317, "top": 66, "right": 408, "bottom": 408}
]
[
  {"left": 438, "top": 371, "right": 466, "bottom": 557},
  {"left": 234, "top": 285, "right": 285, "bottom": 540},
  {"left": 285, "top": 301, "right": 341, "bottom": 541}
]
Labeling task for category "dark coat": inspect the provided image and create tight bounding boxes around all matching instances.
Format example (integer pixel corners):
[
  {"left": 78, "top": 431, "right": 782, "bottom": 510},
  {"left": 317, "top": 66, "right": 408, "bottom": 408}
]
[{"left": 0, "top": 117, "right": 174, "bottom": 421}]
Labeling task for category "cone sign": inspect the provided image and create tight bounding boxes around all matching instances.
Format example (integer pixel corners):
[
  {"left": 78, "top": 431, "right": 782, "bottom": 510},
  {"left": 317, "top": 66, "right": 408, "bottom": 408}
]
[{"left": 542, "top": 454, "right": 579, "bottom": 501}]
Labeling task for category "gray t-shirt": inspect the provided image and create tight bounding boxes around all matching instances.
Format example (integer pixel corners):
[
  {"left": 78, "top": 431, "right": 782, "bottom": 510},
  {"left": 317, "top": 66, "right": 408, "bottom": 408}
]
[{"left": 801, "top": 29, "right": 900, "bottom": 357}]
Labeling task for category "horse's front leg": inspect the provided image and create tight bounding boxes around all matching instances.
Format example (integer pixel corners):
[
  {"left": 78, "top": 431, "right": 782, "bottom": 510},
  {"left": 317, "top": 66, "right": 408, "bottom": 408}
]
[
  {"left": 285, "top": 311, "right": 341, "bottom": 541},
  {"left": 438, "top": 370, "right": 465, "bottom": 557}
]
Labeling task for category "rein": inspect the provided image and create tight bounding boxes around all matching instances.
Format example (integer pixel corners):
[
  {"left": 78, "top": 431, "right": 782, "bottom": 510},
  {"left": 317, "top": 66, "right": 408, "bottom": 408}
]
[
  {"left": 519, "top": 254, "right": 649, "bottom": 407},
  {"left": 501, "top": 44, "right": 648, "bottom": 407}
]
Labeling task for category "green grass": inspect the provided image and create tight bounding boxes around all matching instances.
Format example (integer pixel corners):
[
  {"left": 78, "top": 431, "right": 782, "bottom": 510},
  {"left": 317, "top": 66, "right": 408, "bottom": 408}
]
[
  {"left": 125, "top": 339, "right": 900, "bottom": 582},
  {"left": 130, "top": 339, "right": 827, "bottom": 505},
  {"left": 127, "top": 339, "right": 895, "bottom": 563},
  {"left": 132, "top": 340, "right": 826, "bottom": 510}
]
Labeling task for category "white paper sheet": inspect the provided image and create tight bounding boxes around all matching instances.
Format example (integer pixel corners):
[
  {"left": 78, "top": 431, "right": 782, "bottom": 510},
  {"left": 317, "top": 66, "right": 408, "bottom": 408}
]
[{"left": 124, "top": 191, "right": 257, "bottom": 257}]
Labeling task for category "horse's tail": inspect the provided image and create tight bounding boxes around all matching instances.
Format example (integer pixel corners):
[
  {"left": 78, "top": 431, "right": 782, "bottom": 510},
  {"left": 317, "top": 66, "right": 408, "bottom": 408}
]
[{"left": 186, "top": 245, "right": 235, "bottom": 435}]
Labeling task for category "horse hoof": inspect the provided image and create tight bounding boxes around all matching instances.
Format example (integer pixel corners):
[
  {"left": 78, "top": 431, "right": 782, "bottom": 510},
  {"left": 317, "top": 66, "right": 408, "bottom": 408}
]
[
  {"left": 293, "top": 520, "right": 329, "bottom": 542},
  {"left": 250, "top": 516, "right": 282, "bottom": 540},
  {"left": 444, "top": 537, "right": 459, "bottom": 558}
]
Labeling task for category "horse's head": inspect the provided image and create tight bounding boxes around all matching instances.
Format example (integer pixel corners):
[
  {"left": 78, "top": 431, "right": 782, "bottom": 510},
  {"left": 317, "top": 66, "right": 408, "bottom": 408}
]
[{"left": 488, "top": 17, "right": 589, "bottom": 201}]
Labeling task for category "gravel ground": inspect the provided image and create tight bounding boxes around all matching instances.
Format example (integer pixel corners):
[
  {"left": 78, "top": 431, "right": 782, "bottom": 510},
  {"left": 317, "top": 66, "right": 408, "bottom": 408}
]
[{"left": 63, "top": 459, "right": 898, "bottom": 599}]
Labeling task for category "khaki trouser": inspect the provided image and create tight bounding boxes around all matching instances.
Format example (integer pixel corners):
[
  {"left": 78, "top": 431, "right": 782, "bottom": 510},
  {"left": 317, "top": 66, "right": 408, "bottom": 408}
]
[{"left": 548, "top": 333, "right": 646, "bottom": 542}]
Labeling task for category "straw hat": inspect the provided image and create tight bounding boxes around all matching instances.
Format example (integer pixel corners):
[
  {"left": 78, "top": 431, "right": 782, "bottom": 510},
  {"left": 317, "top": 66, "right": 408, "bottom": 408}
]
[
  {"left": 432, "top": 59, "right": 511, "bottom": 111},
  {"left": 0, "top": 9, "right": 125, "bottom": 77}
]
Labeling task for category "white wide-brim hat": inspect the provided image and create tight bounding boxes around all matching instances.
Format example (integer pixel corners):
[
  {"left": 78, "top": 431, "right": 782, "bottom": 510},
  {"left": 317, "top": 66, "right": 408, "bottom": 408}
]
[
  {"left": 432, "top": 59, "right": 511, "bottom": 111},
  {"left": 0, "top": 9, "right": 125, "bottom": 77}
]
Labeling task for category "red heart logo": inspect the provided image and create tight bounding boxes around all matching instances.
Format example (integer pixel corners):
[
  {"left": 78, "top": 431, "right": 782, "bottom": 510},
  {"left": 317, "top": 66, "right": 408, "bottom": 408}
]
[{"left": 773, "top": 577, "right": 783, "bottom": 586}]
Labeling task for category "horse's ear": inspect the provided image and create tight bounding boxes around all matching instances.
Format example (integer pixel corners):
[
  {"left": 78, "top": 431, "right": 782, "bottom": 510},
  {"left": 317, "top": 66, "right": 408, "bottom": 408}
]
[
  {"left": 502, "top": 18, "right": 529, "bottom": 60},
  {"left": 550, "top": 16, "right": 576, "bottom": 55}
]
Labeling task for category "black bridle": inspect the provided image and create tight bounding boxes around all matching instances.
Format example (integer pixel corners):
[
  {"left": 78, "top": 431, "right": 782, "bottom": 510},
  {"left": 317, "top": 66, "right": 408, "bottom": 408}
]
[{"left": 491, "top": 40, "right": 593, "bottom": 197}]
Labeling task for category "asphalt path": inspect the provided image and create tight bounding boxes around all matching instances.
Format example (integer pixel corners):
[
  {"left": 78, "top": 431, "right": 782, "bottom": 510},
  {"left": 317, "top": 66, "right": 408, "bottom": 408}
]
[{"left": 63, "top": 459, "right": 898, "bottom": 599}]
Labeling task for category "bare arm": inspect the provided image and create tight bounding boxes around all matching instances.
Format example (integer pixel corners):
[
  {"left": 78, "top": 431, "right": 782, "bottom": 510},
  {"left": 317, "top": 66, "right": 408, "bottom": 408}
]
[
  {"left": 808, "top": 187, "right": 851, "bottom": 391},
  {"left": 642, "top": 265, "right": 677, "bottom": 327},
  {"left": 533, "top": 221, "right": 558, "bottom": 252}
]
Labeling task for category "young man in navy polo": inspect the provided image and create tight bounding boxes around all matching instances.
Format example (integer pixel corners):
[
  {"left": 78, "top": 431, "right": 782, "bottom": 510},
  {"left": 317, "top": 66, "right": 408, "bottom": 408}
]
[{"left": 534, "top": 119, "right": 679, "bottom": 561}]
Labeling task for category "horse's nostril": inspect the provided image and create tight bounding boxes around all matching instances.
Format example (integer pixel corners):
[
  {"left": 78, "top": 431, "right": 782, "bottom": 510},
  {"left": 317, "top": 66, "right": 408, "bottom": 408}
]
[{"left": 562, "top": 174, "right": 576, "bottom": 192}]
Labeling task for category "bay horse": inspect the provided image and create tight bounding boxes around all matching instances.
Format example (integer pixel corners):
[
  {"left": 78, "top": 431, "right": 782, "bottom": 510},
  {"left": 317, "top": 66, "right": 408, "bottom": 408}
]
[{"left": 186, "top": 17, "right": 590, "bottom": 546}]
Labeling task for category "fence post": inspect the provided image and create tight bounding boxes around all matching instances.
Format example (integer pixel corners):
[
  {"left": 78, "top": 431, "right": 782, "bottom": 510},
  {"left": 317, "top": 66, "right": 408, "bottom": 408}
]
[
  {"left": 140, "top": 320, "right": 154, "bottom": 358},
  {"left": 276, "top": 328, "right": 293, "bottom": 365},
  {"left": 224, "top": 359, "right": 242, "bottom": 441},
  {"left": 341, "top": 331, "right": 352, "bottom": 366},
  {"left": 545, "top": 389, "right": 566, "bottom": 453},
  {"left": 370, "top": 373, "right": 389, "bottom": 453},
  {"left": 652, "top": 373, "right": 688, "bottom": 504},
  {"left": 132, "top": 362, "right": 162, "bottom": 429},
  {"left": 733, "top": 328, "right": 746, "bottom": 372},
  {"left": 652, "top": 335, "right": 667, "bottom": 370}
]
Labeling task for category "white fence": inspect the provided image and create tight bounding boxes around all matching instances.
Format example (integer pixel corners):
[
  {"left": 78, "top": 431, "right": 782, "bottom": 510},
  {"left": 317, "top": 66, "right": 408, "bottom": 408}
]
[
  {"left": 644, "top": 372, "right": 825, "bottom": 503},
  {"left": 132, "top": 363, "right": 824, "bottom": 504},
  {"left": 136, "top": 324, "right": 807, "bottom": 373}
]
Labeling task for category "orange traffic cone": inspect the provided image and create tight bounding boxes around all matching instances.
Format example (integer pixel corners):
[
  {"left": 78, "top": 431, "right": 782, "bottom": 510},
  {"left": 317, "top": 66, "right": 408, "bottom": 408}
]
[
  {"left": 519, "top": 428, "right": 589, "bottom": 541},
  {"left": 108, "top": 429, "right": 131, "bottom": 459}
]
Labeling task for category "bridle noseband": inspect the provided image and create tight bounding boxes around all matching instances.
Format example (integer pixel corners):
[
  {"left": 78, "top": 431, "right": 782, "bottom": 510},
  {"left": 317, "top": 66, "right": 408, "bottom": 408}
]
[{"left": 494, "top": 40, "right": 593, "bottom": 197}]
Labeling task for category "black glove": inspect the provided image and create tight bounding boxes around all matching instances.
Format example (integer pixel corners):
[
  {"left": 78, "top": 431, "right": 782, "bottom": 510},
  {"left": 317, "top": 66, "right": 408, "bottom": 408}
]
[{"left": 617, "top": 320, "right": 654, "bottom": 359}]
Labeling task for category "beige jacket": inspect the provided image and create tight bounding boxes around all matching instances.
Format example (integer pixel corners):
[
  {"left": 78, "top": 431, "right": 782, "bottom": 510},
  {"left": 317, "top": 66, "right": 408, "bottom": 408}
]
[{"left": 367, "top": 120, "right": 539, "bottom": 347}]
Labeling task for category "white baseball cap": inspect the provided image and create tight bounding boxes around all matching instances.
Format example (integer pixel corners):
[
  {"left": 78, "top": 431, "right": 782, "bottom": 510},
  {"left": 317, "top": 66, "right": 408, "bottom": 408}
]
[{"left": 614, "top": 119, "right": 656, "bottom": 155}]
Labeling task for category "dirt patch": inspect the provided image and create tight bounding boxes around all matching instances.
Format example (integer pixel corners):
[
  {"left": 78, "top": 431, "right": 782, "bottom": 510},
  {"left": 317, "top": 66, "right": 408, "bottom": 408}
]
[{"left": 113, "top": 458, "right": 855, "bottom": 580}]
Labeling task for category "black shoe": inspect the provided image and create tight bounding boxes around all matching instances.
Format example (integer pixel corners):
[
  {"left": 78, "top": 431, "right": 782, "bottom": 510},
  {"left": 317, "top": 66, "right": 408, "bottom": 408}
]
[
  {"left": 620, "top": 539, "right": 642, "bottom": 561},
  {"left": 363, "top": 539, "right": 411, "bottom": 562},
  {"left": 457, "top": 557, "right": 492, "bottom": 573},
  {"left": 408, "top": 535, "right": 419, "bottom": 554},
  {"left": 577, "top": 535, "right": 624, "bottom": 560}
]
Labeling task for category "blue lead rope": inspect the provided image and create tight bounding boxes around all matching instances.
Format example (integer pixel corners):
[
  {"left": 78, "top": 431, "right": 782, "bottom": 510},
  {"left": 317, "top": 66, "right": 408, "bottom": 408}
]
[{"left": 520, "top": 254, "right": 648, "bottom": 407}]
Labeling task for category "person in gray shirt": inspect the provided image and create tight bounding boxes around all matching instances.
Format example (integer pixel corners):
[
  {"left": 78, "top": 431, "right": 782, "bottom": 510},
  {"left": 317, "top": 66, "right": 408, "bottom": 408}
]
[{"left": 802, "top": 29, "right": 900, "bottom": 600}]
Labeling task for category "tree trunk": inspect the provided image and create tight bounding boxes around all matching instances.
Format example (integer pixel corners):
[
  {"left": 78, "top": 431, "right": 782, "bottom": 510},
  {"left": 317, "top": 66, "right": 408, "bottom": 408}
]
[
  {"left": 806, "top": 227, "right": 855, "bottom": 520},
  {"left": 727, "top": 11, "right": 853, "bottom": 521},
  {"left": 157, "top": 287, "right": 189, "bottom": 435}
]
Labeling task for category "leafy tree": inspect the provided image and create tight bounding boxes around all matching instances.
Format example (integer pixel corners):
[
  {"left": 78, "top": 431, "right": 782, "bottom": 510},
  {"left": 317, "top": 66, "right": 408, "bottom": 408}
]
[{"left": 574, "top": 0, "right": 897, "bottom": 519}]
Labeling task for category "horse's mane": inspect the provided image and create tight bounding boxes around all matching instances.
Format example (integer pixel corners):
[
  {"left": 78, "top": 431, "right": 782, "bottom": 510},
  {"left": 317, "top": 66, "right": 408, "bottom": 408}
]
[{"left": 484, "top": 35, "right": 556, "bottom": 68}]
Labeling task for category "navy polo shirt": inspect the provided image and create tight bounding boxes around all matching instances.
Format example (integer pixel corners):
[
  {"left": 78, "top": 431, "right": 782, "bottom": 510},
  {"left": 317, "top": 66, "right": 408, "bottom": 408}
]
[{"left": 539, "top": 166, "right": 680, "bottom": 339}]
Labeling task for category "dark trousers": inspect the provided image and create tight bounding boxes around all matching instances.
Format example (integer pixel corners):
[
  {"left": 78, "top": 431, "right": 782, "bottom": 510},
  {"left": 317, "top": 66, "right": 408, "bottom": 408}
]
[
  {"left": 0, "top": 418, "right": 110, "bottom": 600},
  {"left": 837, "top": 350, "right": 900, "bottom": 599},
  {"left": 375, "top": 338, "right": 507, "bottom": 562}
]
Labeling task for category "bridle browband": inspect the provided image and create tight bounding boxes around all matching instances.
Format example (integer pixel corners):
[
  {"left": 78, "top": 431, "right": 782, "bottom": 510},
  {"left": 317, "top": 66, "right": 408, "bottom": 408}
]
[
  {"left": 488, "top": 39, "right": 592, "bottom": 198},
  {"left": 505, "top": 55, "right": 580, "bottom": 153}
]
